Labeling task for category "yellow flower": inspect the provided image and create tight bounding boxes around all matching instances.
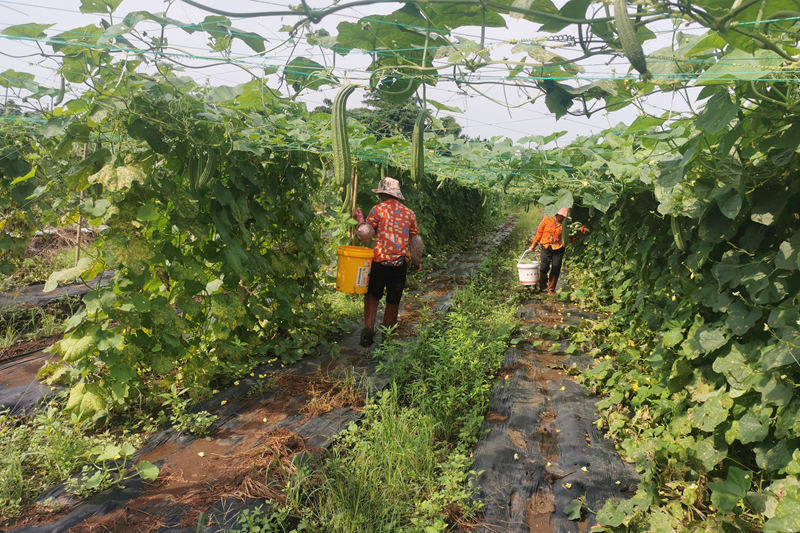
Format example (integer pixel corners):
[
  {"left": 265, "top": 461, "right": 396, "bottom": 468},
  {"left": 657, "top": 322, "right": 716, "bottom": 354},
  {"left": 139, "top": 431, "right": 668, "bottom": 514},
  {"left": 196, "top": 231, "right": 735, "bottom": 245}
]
[{"left": 197, "top": 452, "right": 205, "bottom": 457}]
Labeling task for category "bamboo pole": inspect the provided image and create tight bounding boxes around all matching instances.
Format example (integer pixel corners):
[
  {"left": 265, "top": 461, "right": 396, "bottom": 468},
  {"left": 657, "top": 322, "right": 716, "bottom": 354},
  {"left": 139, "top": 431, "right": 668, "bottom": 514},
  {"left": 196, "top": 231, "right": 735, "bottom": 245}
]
[
  {"left": 348, "top": 163, "right": 359, "bottom": 242},
  {"left": 75, "top": 143, "right": 87, "bottom": 265}
]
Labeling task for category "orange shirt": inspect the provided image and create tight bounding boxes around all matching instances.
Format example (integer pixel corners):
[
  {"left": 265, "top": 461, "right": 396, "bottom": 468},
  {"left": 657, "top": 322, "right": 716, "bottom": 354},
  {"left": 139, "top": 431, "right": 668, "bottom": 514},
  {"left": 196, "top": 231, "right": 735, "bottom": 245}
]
[
  {"left": 365, "top": 198, "right": 419, "bottom": 262},
  {"left": 532, "top": 215, "right": 564, "bottom": 250}
]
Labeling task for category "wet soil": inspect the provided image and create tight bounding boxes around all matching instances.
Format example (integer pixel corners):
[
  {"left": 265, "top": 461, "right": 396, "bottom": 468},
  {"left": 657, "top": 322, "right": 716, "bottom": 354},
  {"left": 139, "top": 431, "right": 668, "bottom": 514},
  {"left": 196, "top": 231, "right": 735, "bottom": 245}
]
[
  {"left": 5, "top": 218, "right": 519, "bottom": 533},
  {"left": 469, "top": 296, "right": 638, "bottom": 533},
  {"left": 0, "top": 335, "right": 60, "bottom": 364}
]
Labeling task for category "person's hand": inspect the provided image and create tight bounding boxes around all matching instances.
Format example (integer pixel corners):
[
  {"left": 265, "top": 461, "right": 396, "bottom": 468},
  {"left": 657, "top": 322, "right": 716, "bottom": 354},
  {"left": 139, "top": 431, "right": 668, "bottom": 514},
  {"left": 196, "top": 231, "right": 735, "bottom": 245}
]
[{"left": 353, "top": 208, "right": 365, "bottom": 224}]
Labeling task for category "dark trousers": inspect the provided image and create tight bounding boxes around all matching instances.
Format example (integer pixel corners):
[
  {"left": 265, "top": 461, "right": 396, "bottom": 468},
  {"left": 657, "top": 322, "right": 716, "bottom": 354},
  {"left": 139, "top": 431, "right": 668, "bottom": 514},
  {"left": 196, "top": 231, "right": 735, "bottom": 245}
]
[{"left": 539, "top": 246, "right": 565, "bottom": 291}]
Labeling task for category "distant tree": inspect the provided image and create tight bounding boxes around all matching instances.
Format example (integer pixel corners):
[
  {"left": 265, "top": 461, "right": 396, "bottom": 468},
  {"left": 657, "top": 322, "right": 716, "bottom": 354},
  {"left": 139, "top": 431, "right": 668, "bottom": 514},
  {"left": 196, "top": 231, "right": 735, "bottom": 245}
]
[
  {"left": 435, "top": 115, "right": 462, "bottom": 138},
  {"left": 0, "top": 100, "right": 23, "bottom": 116},
  {"left": 351, "top": 93, "right": 419, "bottom": 140},
  {"left": 311, "top": 98, "right": 332, "bottom": 115}
]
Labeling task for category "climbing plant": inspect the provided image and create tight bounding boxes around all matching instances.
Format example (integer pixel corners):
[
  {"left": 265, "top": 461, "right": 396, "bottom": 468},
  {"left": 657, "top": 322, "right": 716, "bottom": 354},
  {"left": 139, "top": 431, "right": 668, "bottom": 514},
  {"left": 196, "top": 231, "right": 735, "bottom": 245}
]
[{"left": 1, "top": 1, "right": 799, "bottom": 528}]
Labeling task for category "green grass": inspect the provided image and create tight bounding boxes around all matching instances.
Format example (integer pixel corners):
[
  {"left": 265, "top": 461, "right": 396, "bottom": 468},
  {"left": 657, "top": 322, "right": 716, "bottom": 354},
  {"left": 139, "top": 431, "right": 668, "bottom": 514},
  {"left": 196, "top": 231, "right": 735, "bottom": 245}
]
[
  {"left": 0, "top": 297, "right": 80, "bottom": 349},
  {"left": 0, "top": 247, "right": 78, "bottom": 292},
  {"left": 0, "top": 406, "right": 140, "bottom": 523}
]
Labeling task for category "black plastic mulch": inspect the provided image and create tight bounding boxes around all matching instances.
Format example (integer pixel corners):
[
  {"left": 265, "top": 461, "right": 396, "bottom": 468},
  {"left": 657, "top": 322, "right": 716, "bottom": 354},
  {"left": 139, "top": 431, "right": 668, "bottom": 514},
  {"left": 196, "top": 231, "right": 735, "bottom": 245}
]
[{"left": 470, "top": 299, "right": 638, "bottom": 533}]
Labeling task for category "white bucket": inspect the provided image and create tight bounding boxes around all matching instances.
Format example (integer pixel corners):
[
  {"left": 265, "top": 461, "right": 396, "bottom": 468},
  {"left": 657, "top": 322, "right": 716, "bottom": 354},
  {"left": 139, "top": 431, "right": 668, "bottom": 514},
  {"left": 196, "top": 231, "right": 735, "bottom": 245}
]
[{"left": 517, "top": 250, "right": 540, "bottom": 285}]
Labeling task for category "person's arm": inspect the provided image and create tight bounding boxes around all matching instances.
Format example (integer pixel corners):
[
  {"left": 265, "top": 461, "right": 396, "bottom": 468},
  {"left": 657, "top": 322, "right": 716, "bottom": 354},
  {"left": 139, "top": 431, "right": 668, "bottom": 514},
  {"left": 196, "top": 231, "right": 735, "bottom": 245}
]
[
  {"left": 528, "top": 217, "right": 546, "bottom": 250},
  {"left": 353, "top": 208, "right": 374, "bottom": 243}
]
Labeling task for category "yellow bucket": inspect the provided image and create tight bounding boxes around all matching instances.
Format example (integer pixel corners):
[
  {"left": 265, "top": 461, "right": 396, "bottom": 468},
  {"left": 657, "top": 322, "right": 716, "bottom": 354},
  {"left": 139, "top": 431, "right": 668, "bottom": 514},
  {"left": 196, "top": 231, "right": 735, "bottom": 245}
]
[{"left": 336, "top": 245, "right": 374, "bottom": 294}]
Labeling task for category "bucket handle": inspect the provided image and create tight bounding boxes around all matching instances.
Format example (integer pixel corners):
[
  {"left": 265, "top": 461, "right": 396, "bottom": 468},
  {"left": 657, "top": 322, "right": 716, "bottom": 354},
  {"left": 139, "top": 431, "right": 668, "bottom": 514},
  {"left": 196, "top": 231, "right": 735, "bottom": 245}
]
[{"left": 518, "top": 249, "right": 530, "bottom": 263}]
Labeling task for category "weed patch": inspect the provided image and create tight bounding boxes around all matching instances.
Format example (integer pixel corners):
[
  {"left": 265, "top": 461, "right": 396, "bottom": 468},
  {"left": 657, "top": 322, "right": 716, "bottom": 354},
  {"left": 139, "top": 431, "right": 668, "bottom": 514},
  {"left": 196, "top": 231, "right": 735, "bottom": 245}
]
[{"left": 0, "top": 406, "right": 146, "bottom": 524}]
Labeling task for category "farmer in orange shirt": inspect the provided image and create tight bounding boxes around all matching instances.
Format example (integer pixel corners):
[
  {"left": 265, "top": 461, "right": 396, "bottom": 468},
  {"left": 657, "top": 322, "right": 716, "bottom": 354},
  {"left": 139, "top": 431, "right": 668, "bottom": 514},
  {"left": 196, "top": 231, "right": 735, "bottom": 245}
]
[
  {"left": 528, "top": 207, "right": 574, "bottom": 294},
  {"left": 354, "top": 177, "right": 423, "bottom": 347}
]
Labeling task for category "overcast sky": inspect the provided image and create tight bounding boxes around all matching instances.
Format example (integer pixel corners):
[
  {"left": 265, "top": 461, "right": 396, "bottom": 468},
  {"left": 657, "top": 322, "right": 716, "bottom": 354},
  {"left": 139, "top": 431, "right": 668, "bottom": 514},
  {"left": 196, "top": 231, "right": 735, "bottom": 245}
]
[{"left": 0, "top": 0, "right": 696, "bottom": 143}]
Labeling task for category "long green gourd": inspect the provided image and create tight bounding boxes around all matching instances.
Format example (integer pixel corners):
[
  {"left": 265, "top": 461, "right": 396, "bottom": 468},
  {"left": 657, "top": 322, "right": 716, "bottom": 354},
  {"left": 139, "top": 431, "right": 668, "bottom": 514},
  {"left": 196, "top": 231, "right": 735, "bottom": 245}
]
[
  {"left": 332, "top": 84, "right": 358, "bottom": 207},
  {"left": 614, "top": 0, "right": 651, "bottom": 81},
  {"left": 411, "top": 109, "right": 426, "bottom": 185},
  {"left": 670, "top": 216, "right": 686, "bottom": 251}
]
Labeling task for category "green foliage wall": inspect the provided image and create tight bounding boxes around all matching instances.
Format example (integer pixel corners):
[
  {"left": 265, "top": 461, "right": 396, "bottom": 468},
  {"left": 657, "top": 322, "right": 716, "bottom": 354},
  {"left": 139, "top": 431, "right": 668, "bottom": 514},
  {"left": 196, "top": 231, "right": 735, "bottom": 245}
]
[{"left": 568, "top": 167, "right": 800, "bottom": 529}]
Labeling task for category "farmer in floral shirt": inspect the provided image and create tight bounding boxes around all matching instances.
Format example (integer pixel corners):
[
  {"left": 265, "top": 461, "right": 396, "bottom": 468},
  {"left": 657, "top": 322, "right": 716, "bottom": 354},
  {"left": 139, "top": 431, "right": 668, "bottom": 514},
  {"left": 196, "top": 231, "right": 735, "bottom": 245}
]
[{"left": 354, "top": 177, "right": 423, "bottom": 347}]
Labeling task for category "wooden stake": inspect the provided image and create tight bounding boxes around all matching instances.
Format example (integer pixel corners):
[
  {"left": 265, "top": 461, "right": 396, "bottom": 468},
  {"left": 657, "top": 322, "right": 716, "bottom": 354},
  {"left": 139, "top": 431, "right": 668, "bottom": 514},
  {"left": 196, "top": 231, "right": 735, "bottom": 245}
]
[
  {"left": 75, "top": 143, "right": 87, "bottom": 265},
  {"left": 348, "top": 163, "right": 359, "bottom": 242}
]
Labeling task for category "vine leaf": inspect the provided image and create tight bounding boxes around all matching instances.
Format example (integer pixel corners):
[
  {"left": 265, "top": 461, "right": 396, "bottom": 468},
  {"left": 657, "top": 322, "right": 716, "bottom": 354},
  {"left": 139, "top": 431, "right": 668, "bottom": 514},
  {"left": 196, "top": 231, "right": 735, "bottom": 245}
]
[
  {"left": 696, "top": 92, "right": 737, "bottom": 135},
  {"left": 1, "top": 23, "right": 53, "bottom": 39},
  {"left": 697, "top": 49, "right": 783, "bottom": 84},
  {"left": 564, "top": 496, "right": 585, "bottom": 520},
  {"left": 708, "top": 466, "right": 751, "bottom": 512},
  {"left": 44, "top": 257, "right": 93, "bottom": 292},
  {"left": 285, "top": 57, "right": 337, "bottom": 92},
  {"left": 79, "top": 0, "right": 123, "bottom": 14}
]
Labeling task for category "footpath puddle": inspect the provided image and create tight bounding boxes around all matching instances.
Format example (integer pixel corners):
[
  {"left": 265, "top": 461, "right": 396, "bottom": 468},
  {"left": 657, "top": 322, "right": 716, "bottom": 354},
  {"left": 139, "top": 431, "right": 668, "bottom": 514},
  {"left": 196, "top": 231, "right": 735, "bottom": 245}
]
[
  {"left": 5, "top": 218, "right": 518, "bottom": 533},
  {"left": 470, "top": 297, "right": 638, "bottom": 533}
]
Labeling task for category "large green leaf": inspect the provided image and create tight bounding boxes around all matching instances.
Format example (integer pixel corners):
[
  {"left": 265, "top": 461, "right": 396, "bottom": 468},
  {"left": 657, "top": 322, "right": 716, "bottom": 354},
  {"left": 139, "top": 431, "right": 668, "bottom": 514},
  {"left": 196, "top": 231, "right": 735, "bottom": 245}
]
[
  {"left": 421, "top": 3, "right": 506, "bottom": 30},
  {"left": 724, "top": 300, "right": 761, "bottom": 336},
  {"left": 541, "top": 80, "right": 574, "bottom": 118},
  {"left": 693, "top": 437, "right": 728, "bottom": 470},
  {"left": 712, "top": 342, "right": 754, "bottom": 389},
  {"left": 686, "top": 389, "right": 733, "bottom": 432},
  {"left": 750, "top": 183, "right": 789, "bottom": 226},
  {"left": 756, "top": 374, "right": 793, "bottom": 407},
  {"left": 79, "top": 0, "right": 123, "bottom": 13},
  {"left": 48, "top": 24, "right": 104, "bottom": 54},
  {"left": 761, "top": 341, "right": 800, "bottom": 371},
  {"left": 691, "top": 325, "right": 728, "bottom": 354},
  {"left": 775, "top": 232, "right": 800, "bottom": 271},
  {"left": 1, "top": 23, "right": 53, "bottom": 39},
  {"left": 764, "top": 482, "right": 800, "bottom": 532},
  {"left": 539, "top": 0, "right": 592, "bottom": 33},
  {"left": 708, "top": 467, "right": 752, "bottom": 512},
  {"left": 595, "top": 497, "right": 636, "bottom": 527},
  {"left": 0, "top": 69, "right": 37, "bottom": 91},
  {"left": 137, "top": 460, "right": 159, "bottom": 480},
  {"left": 696, "top": 92, "right": 738, "bottom": 134},
  {"left": 582, "top": 188, "right": 618, "bottom": 213},
  {"left": 737, "top": 412, "right": 769, "bottom": 444},
  {"left": 713, "top": 185, "right": 742, "bottom": 219},
  {"left": 44, "top": 257, "right": 93, "bottom": 292},
  {"left": 697, "top": 49, "right": 784, "bottom": 84},
  {"left": 755, "top": 439, "right": 794, "bottom": 472},
  {"left": 285, "top": 57, "right": 338, "bottom": 92}
]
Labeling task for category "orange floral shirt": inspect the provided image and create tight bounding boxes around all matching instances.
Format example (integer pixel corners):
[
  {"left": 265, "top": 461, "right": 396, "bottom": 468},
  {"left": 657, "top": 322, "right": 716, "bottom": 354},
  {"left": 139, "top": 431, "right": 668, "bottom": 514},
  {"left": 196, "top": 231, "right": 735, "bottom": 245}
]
[
  {"left": 532, "top": 215, "right": 564, "bottom": 250},
  {"left": 366, "top": 198, "right": 419, "bottom": 262}
]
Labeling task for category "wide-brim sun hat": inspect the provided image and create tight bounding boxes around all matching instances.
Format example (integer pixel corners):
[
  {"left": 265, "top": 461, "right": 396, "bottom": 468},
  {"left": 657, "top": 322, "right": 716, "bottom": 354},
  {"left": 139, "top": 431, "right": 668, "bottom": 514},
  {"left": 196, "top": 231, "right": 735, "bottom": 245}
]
[
  {"left": 557, "top": 207, "right": 571, "bottom": 219},
  {"left": 371, "top": 177, "right": 405, "bottom": 200}
]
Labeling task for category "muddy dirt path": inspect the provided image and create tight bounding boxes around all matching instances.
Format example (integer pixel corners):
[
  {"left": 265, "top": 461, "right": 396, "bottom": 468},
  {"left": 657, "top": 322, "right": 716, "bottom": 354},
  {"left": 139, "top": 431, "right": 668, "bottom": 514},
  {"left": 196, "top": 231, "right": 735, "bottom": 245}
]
[
  {"left": 470, "top": 297, "right": 638, "bottom": 533},
  {"left": 6, "top": 218, "right": 518, "bottom": 533}
]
